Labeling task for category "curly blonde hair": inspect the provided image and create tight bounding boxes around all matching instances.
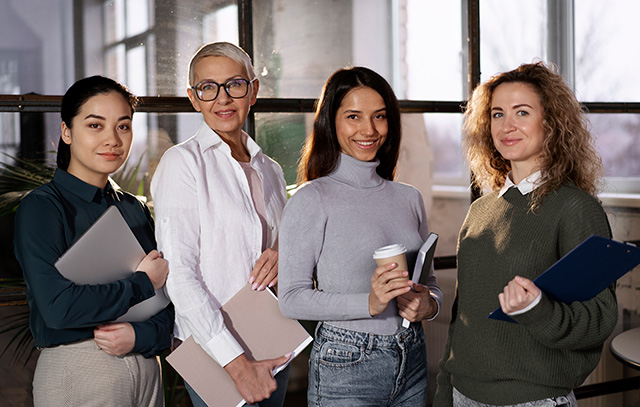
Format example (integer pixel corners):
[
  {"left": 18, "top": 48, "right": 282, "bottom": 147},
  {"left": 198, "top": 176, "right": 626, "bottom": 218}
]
[{"left": 463, "top": 62, "right": 603, "bottom": 207}]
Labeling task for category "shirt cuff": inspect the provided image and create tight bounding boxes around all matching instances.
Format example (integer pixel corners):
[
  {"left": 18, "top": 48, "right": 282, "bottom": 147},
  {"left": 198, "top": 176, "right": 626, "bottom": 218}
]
[
  {"left": 202, "top": 329, "right": 244, "bottom": 367},
  {"left": 507, "top": 291, "right": 542, "bottom": 316}
]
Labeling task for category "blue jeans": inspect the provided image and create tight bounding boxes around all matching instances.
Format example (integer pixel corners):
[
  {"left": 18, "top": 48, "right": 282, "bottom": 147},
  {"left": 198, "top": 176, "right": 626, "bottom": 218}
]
[
  {"left": 452, "top": 388, "right": 577, "bottom": 407},
  {"left": 185, "top": 364, "right": 290, "bottom": 407},
  {"left": 308, "top": 322, "right": 428, "bottom": 407}
]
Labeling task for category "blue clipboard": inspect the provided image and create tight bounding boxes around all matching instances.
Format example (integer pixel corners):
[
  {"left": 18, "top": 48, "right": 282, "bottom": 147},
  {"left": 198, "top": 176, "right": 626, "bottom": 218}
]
[{"left": 489, "top": 235, "right": 640, "bottom": 323}]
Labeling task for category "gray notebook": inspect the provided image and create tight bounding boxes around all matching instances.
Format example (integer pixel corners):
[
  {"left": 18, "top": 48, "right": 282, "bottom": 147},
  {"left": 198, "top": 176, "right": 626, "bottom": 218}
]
[{"left": 54, "top": 206, "right": 170, "bottom": 322}]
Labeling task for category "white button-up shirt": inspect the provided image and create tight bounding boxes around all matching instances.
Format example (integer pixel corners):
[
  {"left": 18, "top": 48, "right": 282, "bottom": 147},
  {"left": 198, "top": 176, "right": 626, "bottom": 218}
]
[
  {"left": 151, "top": 122, "right": 287, "bottom": 366},
  {"left": 498, "top": 170, "right": 543, "bottom": 315}
]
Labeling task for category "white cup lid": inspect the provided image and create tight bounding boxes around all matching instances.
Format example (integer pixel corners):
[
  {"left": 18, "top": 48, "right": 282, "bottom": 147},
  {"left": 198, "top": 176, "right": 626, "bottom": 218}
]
[{"left": 373, "top": 244, "right": 406, "bottom": 259}]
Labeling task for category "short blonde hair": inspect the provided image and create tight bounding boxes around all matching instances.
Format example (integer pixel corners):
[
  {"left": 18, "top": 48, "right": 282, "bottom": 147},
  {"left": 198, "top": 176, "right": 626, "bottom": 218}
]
[{"left": 187, "top": 42, "right": 256, "bottom": 87}]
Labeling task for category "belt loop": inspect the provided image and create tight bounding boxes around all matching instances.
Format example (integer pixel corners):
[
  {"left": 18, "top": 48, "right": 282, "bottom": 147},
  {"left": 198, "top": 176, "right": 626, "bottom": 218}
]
[{"left": 365, "top": 333, "right": 375, "bottom": 354}]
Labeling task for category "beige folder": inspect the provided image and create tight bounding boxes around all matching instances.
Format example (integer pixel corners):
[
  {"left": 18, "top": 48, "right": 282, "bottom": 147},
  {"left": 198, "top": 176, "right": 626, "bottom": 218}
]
[{"left": 166, "top": 284, "right": 313, "bottom": 407}]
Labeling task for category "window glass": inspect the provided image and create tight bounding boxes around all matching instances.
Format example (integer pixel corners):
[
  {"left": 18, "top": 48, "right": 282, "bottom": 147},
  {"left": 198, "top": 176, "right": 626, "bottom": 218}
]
[
  {"left": 575, "top": 1, "right": 640, "bottom": 102},
  {"left": 255, "top": 113, "right": 310, "bottom": 185},
  {"left": 126, "top": 0, "right": 150, "bottom": 37},
  {"left": 104, "top": 0, "right": 125, "bottom": 44},
  {"left": 479, "top": 0, "right": 547, "bottom": 81},
  {"left": 203, "top": 4, "right": 238, "bottom": 44},
  {"left": 405, "top": 0, "right": 463, "bottom": 101},
  {"left": 423, "top": 114, "right": 464, "bottom": 181},
  {"left": 589, "top": 114, "right": 640, "bottom": 181}
]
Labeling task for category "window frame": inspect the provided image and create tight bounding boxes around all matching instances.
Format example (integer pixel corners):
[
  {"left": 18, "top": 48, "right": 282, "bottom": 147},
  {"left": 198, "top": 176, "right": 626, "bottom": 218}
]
[{"left": 0, "top": 0, "right": 639, "bottom": 195}]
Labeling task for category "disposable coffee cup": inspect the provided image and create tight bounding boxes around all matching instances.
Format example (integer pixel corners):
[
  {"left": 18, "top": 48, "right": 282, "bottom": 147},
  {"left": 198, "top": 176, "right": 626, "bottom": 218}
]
[{"left": 373, "top": 244, "right": 408, "bottom": 281}]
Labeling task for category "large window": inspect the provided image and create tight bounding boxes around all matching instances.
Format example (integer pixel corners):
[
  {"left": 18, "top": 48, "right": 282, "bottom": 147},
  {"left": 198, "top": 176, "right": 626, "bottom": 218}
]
[{"left": 0, "top": 0, "right": 638, "bottom": 193}]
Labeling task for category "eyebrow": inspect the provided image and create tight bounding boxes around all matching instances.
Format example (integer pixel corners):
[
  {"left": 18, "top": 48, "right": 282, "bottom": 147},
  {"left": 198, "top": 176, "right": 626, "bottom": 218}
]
[
  {"left": 491, "top": 103, "right": 533, "bottom": 111},
  {"left": 84, "top": 114, "right": 132, "bottom": 121},
  {"left": 197, "top": 75, "right": 245, "bottom": 83},
  {"left": 343, "top": 107, "right": 386, "bottom": 113}
]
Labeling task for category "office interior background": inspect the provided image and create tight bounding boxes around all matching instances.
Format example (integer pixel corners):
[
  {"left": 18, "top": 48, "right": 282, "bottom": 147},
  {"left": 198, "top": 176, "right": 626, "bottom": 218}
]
[{"left": 0, "top": 0, "right": 639, "bottom": 406}]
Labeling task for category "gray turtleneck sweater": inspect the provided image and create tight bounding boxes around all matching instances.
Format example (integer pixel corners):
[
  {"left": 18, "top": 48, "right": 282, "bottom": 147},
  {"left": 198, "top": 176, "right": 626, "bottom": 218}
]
[{"left": 278, "top": 153, "right": 441, "bottom": 335}]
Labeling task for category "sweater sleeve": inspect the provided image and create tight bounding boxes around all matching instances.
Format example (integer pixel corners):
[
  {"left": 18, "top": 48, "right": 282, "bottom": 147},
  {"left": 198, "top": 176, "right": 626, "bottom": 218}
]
[
  {"left": 433, "top": 292, "right": 458, "bottom": 407},
  {"left": 417, "top": 195, "right": 443, "bottom": 319},
  {"left": 278, "top": 185, "right": 371, "bottom": 321},
  {"left": 511, "top": 192, "right": 618, "bottom": 350}
]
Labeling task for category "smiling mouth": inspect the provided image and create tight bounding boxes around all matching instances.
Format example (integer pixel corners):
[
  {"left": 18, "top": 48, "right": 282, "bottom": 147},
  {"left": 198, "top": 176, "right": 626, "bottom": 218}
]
[
  {"left": 354, "top": 139, "right": 378, "bottom": 148},
  {"left": 215, "top": 109, "right": 236, "bottom": 118}
]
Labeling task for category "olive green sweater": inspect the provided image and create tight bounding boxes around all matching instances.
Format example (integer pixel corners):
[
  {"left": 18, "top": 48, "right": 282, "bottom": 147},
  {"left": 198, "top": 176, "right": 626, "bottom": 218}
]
[{"left": 434, "top": 184, "right": 618, "bottom": 406}]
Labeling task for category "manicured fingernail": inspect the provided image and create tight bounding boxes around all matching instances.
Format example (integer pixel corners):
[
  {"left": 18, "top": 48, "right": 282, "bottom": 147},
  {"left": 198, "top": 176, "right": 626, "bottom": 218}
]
[
  {"left": 249, "top": 276, "right": 255, "bottom": 284},
  {"left": 258, "top": 285, "right": 265, "bottom": 291},
  {"left": 252, "top": 283, "right": 259, "bottom": 290},
  {"left": 268, "top": 281, "right": 276, "bottom": 288}
]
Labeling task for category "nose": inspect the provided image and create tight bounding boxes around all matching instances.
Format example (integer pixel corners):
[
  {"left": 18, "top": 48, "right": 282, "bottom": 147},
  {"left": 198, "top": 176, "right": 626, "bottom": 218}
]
[
  {"left": 105, "top": 128, "right": 122, "bottom": 147},
  {"left": 217, "top": 87, "right": 232, "bottom": 104},
  {"left": 502, "top": 114, "right": 516, "bottom": 133},
  {"left": 360, "top": 118, "right": 376, "bottom": 136}
]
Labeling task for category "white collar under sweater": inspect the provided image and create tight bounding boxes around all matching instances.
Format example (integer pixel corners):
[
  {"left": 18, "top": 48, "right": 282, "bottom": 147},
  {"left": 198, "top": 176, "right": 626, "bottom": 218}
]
[
  {"left": 498, "top": 170, "right": 543, "bottom": 198},
  {"left": 328, "top": 153, "right": 384, "bottom": 188}
]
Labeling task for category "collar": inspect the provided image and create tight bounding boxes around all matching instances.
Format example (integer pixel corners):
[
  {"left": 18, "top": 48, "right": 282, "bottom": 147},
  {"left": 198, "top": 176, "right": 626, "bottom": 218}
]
[
  {"left": 194, "top": 122, "right": 262, "bottom": 160},
  {"left": 328, "top": 153, "right": 384, "bottom": 188},
  {"left": 52, "top": 169, "right": 119, "bottom": 203},
  {"left": 498, "top": 170, "right": 543, "bottom": 198}
]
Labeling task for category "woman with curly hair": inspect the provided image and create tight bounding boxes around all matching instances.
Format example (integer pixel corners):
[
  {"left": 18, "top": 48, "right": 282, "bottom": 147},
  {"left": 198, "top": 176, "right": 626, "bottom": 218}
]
[{"left": 434, "top": 62, "right": 617, "bottom": 407}]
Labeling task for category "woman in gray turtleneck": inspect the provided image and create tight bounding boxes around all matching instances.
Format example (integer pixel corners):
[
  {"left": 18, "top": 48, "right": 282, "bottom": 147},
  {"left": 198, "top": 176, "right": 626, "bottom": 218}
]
[{"left": 278, "top": 66, "right": 442, "bottom": 407}]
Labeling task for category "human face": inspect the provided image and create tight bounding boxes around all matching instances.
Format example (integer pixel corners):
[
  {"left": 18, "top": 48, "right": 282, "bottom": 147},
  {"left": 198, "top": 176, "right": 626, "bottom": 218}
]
[
  {"left": 335, "top": 86, "right": 388, "bottom": 162},
  {"left": 61, "top": 92, "right": 133, "bottom": 188},
  {"left": 188, "top": 56, "right": 258, "bottom": 142},
  {"left": 490, "top": 82, "right": 545, "bottom": 182}
]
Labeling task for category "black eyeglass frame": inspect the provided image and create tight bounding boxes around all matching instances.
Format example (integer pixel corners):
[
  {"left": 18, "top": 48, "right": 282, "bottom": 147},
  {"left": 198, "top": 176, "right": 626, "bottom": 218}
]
[{"left": 191, "top": 78, "right": 257, "bottom": 102}]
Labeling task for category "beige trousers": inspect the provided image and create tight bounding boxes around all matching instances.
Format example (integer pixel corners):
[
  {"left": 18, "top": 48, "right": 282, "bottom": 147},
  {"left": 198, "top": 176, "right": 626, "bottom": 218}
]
[{"left": 33, "top": 339, "right": 163, "bottom": 407}]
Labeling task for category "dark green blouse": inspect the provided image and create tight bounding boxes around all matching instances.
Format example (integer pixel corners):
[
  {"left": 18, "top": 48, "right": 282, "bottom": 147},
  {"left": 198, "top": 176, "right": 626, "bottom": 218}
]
[{"left": 14, "top": 169, "right": 173, "bottom": 357}]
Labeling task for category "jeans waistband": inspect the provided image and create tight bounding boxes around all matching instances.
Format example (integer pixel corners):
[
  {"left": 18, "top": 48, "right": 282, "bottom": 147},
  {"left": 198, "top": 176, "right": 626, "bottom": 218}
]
[{"left": 316, "top": 322, "right": 422, "bottom": 350}]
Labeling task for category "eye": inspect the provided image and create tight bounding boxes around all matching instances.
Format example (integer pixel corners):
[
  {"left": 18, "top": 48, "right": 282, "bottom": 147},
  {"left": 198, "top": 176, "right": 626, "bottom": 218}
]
[
  {"left": 516, "top": 110, "right": 529, "bottom": 116},
  {"left": 374, "top": 113, "right": 387, "bottom": 120},
  {"left": 199, "top": 82, "right": 217, "bottom": 91},
  {"left": 118, "top": 123, "right": 131, "bottom": 131},
  {"left": 226, "top": 79, "right": 244, "bottom": 88},
  {"left": 88, "top": 123, "right": 101, "bottom": 129},
  {"left": 491, "top": 112, "right": 504, "bottom": 119},
  {"left": 347, "top": 114, "right": 358, "bottom": 120}
]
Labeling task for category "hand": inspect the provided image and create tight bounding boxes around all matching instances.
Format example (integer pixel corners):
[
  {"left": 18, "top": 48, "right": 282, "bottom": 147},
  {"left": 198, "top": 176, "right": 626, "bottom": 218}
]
[
  {"left": 397, "top": 283, "right": 438, "bottom": 322},
  {"left": 94, "top": 323, "right": 135, "bottom": 356},
  {"left": 369, "top": 262, "right": 412, "bottom": 317},
  {"left": 498, "top": 275, "right": 541, "bottom": 314},
  {"left": 137, "top": 250, "right": 168, "bottom": 290},
  {"left": 224, "top": 353, "right": 292, "bottom": 404},
  {"left": 249, "top": 248, "right": 278, "bottom": 291}
]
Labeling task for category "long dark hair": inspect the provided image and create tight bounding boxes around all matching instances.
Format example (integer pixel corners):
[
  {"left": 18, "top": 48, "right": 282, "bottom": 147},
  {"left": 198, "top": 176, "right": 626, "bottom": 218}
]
[
  {"left": 57, "top": 76, "right": 138, "bottom": 170},
  {"left": 297, "top": 66, "right": 401, "bottom": 183}
]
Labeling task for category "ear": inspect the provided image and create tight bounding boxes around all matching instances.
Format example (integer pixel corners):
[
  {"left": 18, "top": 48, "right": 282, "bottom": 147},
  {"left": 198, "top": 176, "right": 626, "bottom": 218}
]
[
  {"left": 187, "top": 88, "right": 202, "bottom": 112},
  {"left": 61, "top": 122, "right": 72, "bottom": 145},
  {"left": 249, "top": 79, "right": 259, "bottom": 107}
]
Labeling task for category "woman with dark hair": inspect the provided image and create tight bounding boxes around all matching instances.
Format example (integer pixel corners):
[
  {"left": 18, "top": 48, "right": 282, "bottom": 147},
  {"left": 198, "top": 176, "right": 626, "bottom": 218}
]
[
  {"left": 434, "top": 62, "right": 618, "bottom": 407},
  {"left": 14, "top": 75, "right": 173, "bottom": 406},
  {"left": 279, "top": 66, "right": 442, "bottom": 406}
]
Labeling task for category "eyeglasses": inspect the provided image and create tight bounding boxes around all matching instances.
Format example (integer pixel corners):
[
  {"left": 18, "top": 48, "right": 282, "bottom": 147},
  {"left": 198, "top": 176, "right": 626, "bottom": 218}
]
[{"left": 191, "top": 78, "right": 257, "bottom": 102}]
